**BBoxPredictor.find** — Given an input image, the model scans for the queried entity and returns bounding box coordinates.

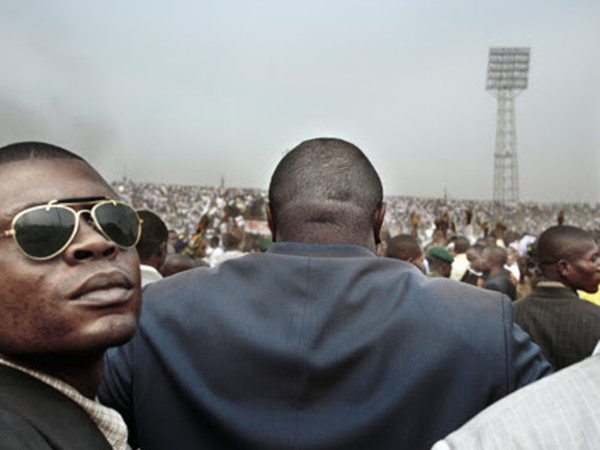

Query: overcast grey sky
[1,0,598,202]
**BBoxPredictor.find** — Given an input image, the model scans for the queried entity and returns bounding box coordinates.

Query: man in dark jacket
[0,142,142,449]
[481,245,517,300]
[514,225,600,370]
[100,138,551,450]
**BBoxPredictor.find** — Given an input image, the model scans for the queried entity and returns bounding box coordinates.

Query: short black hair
[469,244,486,254]
[386,234,422,261]
[0,141,85,165]
[536,225,595,266]
[268,138,383,241]
[136,210,169,260]
[483,245,508,267]
[453,236,470,254]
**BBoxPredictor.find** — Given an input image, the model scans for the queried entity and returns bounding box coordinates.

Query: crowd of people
[1,139,600,450]
[112,179,599,259]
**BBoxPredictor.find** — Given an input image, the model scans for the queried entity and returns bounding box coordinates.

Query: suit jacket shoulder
[101,244,550,450]
[0,365,112,450]
[482,270,516,300]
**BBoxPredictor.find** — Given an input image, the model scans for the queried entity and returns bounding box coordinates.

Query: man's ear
[373,202,386,245]
[266,203,277,242]
[557,259,570,278]
[154,243,168,269]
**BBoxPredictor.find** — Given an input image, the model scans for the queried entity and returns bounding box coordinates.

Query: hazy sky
[1,1,598,202]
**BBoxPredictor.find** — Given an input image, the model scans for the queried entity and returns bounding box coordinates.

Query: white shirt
[140,264,163,287]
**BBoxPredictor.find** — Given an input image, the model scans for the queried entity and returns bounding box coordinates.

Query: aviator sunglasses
[1,196,142,260]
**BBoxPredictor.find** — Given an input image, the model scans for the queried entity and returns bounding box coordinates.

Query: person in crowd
[161,253,198,277]
[136,210,169,287]
[461,244,485,286]
[112,180,598,255]
[578,234,600,306]
[513,225,600,371]
[0,141,142,449]
[428,229,448,249]
[426,245,454,278]
[489,223,507,247]
[385,233,426,272]
[183,214,210,258]
[100,137,550,450]
[211,232,245,266]
[504,246,521,286]
[171,231,188,254]
[431,348,600,450]
[204,235,224,267]
[480,245,517,300]
[449,236,470,281]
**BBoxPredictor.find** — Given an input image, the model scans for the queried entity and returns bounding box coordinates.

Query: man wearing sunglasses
[0,141,142,449]
[100,138,551,450]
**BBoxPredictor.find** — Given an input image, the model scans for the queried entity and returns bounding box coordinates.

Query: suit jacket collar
[531,283,579,300]
[0,364,112,449]
[267,241,376,258]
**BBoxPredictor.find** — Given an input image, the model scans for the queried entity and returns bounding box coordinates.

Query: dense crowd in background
[113,179,600,248]
[112,179,600,305]
[2,141,598,449]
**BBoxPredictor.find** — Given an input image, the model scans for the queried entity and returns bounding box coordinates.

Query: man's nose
[63,215,118,262]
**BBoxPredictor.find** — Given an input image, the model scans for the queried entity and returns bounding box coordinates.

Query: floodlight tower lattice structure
[486,47,530,203]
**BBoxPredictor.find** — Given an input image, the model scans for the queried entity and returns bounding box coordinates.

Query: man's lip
[69,271,134,302]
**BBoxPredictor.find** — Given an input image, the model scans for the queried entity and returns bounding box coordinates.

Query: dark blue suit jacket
[100,242,551,450]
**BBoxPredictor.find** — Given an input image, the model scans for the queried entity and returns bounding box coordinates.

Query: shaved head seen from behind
[386,234,425,272]
[268,138,385,253]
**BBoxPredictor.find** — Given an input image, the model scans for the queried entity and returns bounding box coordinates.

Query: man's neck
[487,266,504,277]
[537,278,572,291]
[276,234,377,254]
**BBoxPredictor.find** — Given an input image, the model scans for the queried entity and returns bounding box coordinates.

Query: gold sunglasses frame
[1,197,142,261]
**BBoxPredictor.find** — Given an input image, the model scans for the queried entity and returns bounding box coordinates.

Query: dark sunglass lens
[14,207,76,258]
[94,203,139,247]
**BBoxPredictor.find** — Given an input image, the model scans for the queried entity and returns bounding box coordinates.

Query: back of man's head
[268,138,384,251]
[136,210,169,268]
[453,236,470,254]
[161,254,196,277]
[483,245,508,269]
[386,234,422,261]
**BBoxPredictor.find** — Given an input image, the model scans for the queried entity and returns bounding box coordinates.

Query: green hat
[258,237,272,252]
[426,246,454,263]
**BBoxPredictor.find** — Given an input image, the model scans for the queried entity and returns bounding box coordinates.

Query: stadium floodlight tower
[486,47,530,204]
